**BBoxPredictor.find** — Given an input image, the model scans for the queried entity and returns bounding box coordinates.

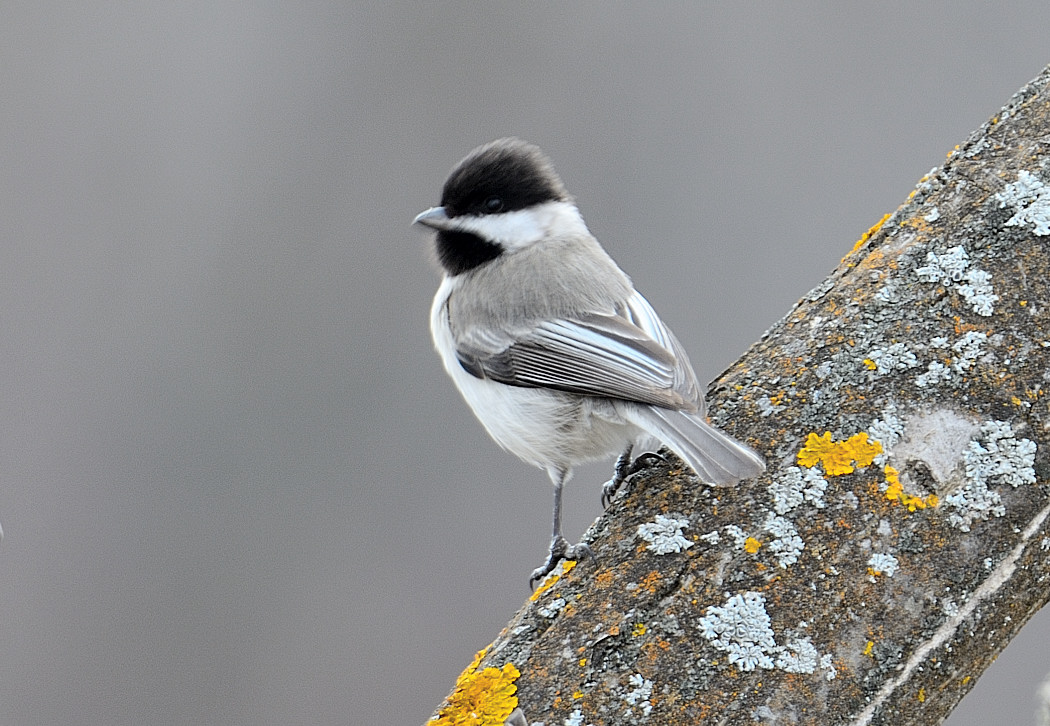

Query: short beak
[413,206,452,230]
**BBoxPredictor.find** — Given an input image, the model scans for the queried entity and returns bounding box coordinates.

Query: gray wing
[454,291,705,412]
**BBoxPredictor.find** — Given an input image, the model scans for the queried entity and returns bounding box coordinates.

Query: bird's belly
[463,377,635,466]
[431,281,637,471]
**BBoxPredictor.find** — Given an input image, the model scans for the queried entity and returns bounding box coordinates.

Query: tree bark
[429,64,1050,726]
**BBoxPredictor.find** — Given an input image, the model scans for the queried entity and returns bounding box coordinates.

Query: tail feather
[625,405,766,485]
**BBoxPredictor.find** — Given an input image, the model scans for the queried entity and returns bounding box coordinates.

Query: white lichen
[801,467,830,508]
[965,137,990,158]
[969,420,1037,487]
[776,637,820,674]
[698,530,721,545]
[867,552,900,578]
[637,514,693,555]
[874,281,900,304]
[623,673,653,717]
[865,342,919,375]
[769,471,805,514]
[952,331,988,372]
[699,592,833,677]
[564,709,589,726]
[763,513,805,568]
[915,245,971,284]
[995,169,1050,236]
[820,653,837,681]
[538,597,567,619]
[945,481,1004,531]
[724,524,749,549]
[914,245,998,316]
[957,268,998,316]
[944,420,1038,531]
[699,592,779,671]
[868,405,904,463]
[768,466,827,515]
[915,361,953,388]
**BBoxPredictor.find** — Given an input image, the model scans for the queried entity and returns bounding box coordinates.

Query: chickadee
[415,138,765,585]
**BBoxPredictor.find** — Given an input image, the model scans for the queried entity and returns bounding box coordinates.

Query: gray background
[2,3,1049,724]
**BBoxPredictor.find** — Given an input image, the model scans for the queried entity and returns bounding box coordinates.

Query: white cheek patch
[453,201,589,252]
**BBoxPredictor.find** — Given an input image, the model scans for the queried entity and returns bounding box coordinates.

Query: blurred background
[3,3,1049,724]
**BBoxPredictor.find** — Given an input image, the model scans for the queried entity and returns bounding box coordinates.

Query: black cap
[440,138,570,218]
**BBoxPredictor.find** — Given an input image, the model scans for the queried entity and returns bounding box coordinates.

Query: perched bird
[415,138,765,585]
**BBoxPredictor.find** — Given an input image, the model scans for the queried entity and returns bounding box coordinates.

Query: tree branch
[429,63,1050,726]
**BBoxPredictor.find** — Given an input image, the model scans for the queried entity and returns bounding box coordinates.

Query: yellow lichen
[636,570,662,595]
[797,432,842,471]
[863,640,874,657]
[744,537,762,554]
[847,212,892,257]
[918,687,926,703]
[797,432,882,476]
[632,623,647,637]
[884,466,938,511]
[529,560,576,601]
[433,649,520,726]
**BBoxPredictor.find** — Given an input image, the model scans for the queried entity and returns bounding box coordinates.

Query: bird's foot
[529,535,595,590]
[601,450,666,508]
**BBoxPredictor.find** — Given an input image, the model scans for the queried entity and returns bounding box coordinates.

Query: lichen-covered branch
[428,64,1050,726]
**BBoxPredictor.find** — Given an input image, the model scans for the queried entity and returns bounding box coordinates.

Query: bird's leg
[601,445,667,507]
[530,468,595,589]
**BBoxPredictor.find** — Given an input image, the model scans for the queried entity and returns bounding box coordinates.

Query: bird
[414,137,765,586]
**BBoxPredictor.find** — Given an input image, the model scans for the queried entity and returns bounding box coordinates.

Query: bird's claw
[601,450,666,508]
[600,478,620,509]
[529,535,596,590]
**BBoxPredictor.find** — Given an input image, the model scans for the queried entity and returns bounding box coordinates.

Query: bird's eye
[484,196,504,213]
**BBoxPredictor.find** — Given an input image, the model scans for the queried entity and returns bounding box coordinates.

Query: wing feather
[454,291,704,411]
